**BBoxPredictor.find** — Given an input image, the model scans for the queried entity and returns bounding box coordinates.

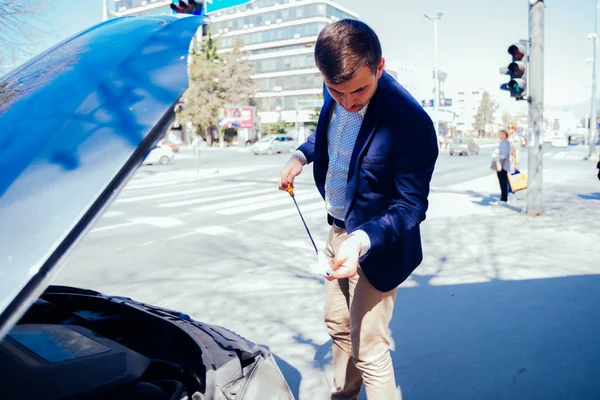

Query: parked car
[157,140,180,153]
[143,145,175,165]
[551,136,569,148]
[568,134,584,145]
[0,15,293,400]
[252,134,296,155]
[166,142,180,153]
[449,138,480,156]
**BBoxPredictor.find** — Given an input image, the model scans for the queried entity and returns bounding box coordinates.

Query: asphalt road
[51,141,587,399]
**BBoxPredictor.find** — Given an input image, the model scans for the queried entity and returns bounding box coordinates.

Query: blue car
[0,15,293,400]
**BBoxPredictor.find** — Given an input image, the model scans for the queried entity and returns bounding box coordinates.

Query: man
[278,20,438,399]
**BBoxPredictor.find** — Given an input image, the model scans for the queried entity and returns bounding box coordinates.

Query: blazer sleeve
[297,130,317,164]
[355,113,439,253]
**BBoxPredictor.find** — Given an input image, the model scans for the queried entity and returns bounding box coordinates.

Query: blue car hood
[0,15,204,340]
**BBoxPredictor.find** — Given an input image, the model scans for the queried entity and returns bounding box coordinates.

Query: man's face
[324,59,385,113]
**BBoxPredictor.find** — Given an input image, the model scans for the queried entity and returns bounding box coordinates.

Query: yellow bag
[509,171,528,191]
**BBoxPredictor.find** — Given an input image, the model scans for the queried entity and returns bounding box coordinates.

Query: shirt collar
[335,102,369,118]
[357,102,369,118]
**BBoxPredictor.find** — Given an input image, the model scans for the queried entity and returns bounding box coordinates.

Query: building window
[210,3,339,34]
[255,73,322,92]
[220,22,328,48]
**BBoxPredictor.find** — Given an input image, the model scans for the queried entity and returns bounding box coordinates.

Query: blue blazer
[298,71,439,292]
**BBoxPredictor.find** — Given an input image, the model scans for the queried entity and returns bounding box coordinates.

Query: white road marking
[190,191,313,213]
[160,187,277,208]
[124,181,180,191]
[217,192,322,216]
[91,222,137,233]
[246,201,325,221]
[196,226,235,235]
[116,182,255,203]
[102,211,126,218]
[133,217,184,228]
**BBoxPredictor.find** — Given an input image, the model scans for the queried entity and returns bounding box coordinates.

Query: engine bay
[0,287,218,400]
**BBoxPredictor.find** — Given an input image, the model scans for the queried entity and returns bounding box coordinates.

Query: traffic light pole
[588,0,599,158]
[527,0,544,216]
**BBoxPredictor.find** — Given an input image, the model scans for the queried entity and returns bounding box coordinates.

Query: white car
[551,137,568,148]
[252,134,296,155]
[143,145,174,165]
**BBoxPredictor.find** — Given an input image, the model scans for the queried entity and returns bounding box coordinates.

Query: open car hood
[0,15,204,340]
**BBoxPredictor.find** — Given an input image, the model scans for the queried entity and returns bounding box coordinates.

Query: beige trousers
[324,225,399,400]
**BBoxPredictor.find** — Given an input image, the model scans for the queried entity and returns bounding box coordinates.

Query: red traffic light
[508,43,526,61]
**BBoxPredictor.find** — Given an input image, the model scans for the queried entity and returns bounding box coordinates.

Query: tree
[199,30,219,62]
[473,91,499,137]
[178,48,223,146]
[177,33,256,147]
[272,119,290,135]
[0,1,52,66]
[219,38,256,107]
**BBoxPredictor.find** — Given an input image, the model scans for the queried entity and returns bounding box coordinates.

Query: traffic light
[170,0,204,15]
[500,42,527,100]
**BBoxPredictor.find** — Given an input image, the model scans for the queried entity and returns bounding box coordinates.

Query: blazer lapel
[314,94,334,166]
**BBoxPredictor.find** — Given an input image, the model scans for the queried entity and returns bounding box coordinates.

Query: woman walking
[495,129,511,203]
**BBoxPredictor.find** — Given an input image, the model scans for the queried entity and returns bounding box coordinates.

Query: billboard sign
[218,106,254,129]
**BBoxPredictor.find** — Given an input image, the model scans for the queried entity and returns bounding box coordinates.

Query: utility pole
[527,0,544,216]
[424,13,443,136]
[102,0,109,21]
[588,0,600,158]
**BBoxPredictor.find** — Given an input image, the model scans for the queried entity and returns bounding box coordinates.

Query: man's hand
[328,235,362,280]
[279,155,304,191]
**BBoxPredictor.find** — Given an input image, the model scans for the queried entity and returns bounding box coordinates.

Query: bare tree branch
[0,0,52,66]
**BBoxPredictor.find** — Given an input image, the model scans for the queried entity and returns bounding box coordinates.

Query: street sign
[421,98,452,107]
[205,0,251,13]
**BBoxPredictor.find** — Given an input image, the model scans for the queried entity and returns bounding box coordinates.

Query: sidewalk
[391,158,600,399]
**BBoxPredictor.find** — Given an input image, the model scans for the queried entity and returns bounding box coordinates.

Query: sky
[11,0,599,116]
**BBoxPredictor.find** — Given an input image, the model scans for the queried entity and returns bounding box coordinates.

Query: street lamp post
[424,12,443,136]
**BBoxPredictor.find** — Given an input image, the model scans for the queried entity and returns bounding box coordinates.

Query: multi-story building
[104,0,359,140]
[104,0,172,19]
[452,87,487,136]
[209,0,358,138]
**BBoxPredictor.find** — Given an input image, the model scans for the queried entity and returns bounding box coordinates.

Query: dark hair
[314,19,382,84]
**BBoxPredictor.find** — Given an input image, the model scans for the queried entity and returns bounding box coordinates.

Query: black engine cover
[0,324,150,400]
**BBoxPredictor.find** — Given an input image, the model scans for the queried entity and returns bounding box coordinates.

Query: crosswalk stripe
[116,182,256,204]
[247,201,325,221]
[191,191,315,213]
[160,187,278,208]
[119,178,226,199]
[103,211,126,218]
[124,180,180,191]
